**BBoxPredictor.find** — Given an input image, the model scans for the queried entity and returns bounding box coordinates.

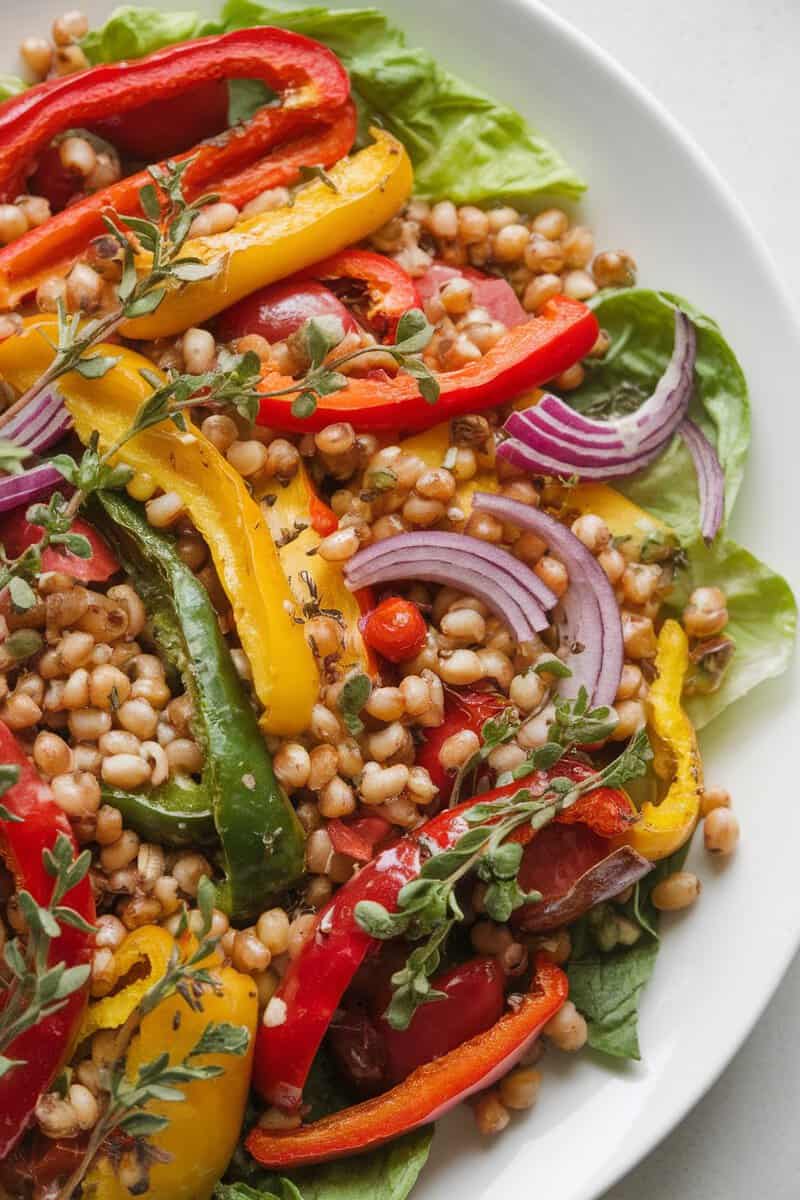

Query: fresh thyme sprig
[0,157,220,433]
[355,728,652,1030]
[56,877,250,1200]
[274,308,439,420]
[0,830,95,1080]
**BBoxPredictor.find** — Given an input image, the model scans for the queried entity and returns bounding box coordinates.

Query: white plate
[6,2,799,1197]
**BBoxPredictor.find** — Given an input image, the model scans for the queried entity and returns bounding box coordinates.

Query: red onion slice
[499,309,696,480]
[346,547,548,641]
[346,530,558,610]
[345,532,560,642]
[471,493,623,706]
[2,383,72,456]
[0,463,65,514]
[679,418,724,542]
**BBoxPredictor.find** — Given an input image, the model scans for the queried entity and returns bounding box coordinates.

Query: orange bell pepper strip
[246,955,567,1168]
[121,129,413,340]
[619,619,703,860]
[256,296,599,433]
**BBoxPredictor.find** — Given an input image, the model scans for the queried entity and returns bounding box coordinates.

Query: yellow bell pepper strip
[79,926,173,1042]
[121,128,413,340]
[81,927,257,1200]
[254,463,374,676]
[0,319,318,736]
[620,619,703,860]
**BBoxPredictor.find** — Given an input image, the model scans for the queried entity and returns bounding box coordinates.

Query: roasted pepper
[247,956,567,1168]
[81,927,257,1200]
[256,295,599,433]
[0,106,357,312]
[254,464,373,675]
[0,722,95,1158]
[89,491,305,916]
[255,760,633,1111]
[0,27,356,309]
[122,129,413,340]
[620,619,703,860]
[293,247,420,339]
[0,319,319,736]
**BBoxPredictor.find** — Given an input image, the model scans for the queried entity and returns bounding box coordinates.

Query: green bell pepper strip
[90,491,305,918]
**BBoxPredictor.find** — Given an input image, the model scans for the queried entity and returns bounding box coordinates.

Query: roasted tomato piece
[362,596,427,664]
[216,279,359,345]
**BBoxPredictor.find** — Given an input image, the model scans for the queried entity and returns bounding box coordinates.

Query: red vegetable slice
[361,596,428,663]
[247,956,567,1167]
[0,509,119,582]
[416,689,507,807]
[515,844,652,932]
[416,263,527,329]
[216,279,358,345]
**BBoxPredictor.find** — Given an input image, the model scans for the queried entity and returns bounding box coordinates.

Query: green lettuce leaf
[0,75,26,101]
[567,844,691,1059]
[80,1,584,204]
[81,6,214,61]
[216,1129,432,1200]
[563,287,795,727]
[575,288,750,539]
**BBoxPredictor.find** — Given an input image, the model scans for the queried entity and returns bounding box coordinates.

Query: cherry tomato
[0,510,119,583]
[416,263,527,330]
[216,279,359,345]
[362,596,428,663]
[416,689,508,807]
[91,79,229,161]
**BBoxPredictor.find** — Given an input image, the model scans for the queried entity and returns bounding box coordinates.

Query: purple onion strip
[679,418,725,542]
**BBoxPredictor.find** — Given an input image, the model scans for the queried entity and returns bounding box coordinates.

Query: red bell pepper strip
[296,248,419,340]
[0,103,356,312]
[253,758,631,1110]
[416,262,527,329]
[416,688,507,807]
[0,722,95,1158]
[256,295,599,433]
[0,508,118,582]
[90,78,230,162]
[248,954,567,1167]
[0,28,349,201]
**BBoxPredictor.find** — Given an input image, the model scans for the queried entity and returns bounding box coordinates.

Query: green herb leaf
[188,1021,250,1059]
[291,392,318,420]
[73,353,121,380]
[0,439,32,476]
[8,576,37,613]
[117,1111,171,1137]
[393,309,434,355]
[338,672,372,735]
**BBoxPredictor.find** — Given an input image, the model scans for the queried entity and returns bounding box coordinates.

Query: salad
[0,4,795,1199]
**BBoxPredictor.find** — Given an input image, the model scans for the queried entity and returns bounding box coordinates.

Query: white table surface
[537,1,800,1196]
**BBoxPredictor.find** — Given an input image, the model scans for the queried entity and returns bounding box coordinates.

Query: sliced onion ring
[679,418,724,542]
[344,532,558,642]
[0,463,65,514]
[1,383,71,456]
[498,308,696,480]
[471,493,623,706]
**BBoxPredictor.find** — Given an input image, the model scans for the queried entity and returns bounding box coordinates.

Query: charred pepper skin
[90,492,305,920]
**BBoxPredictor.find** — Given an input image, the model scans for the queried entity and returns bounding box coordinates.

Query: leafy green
[78,1,584,205]
[81,6,213,61]
[564,287,795,728]
[567,843,692,1059]
[664,534,797,728]
[217,1130,432,1200]
[0,75,26,101]
[575,289,750,538]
